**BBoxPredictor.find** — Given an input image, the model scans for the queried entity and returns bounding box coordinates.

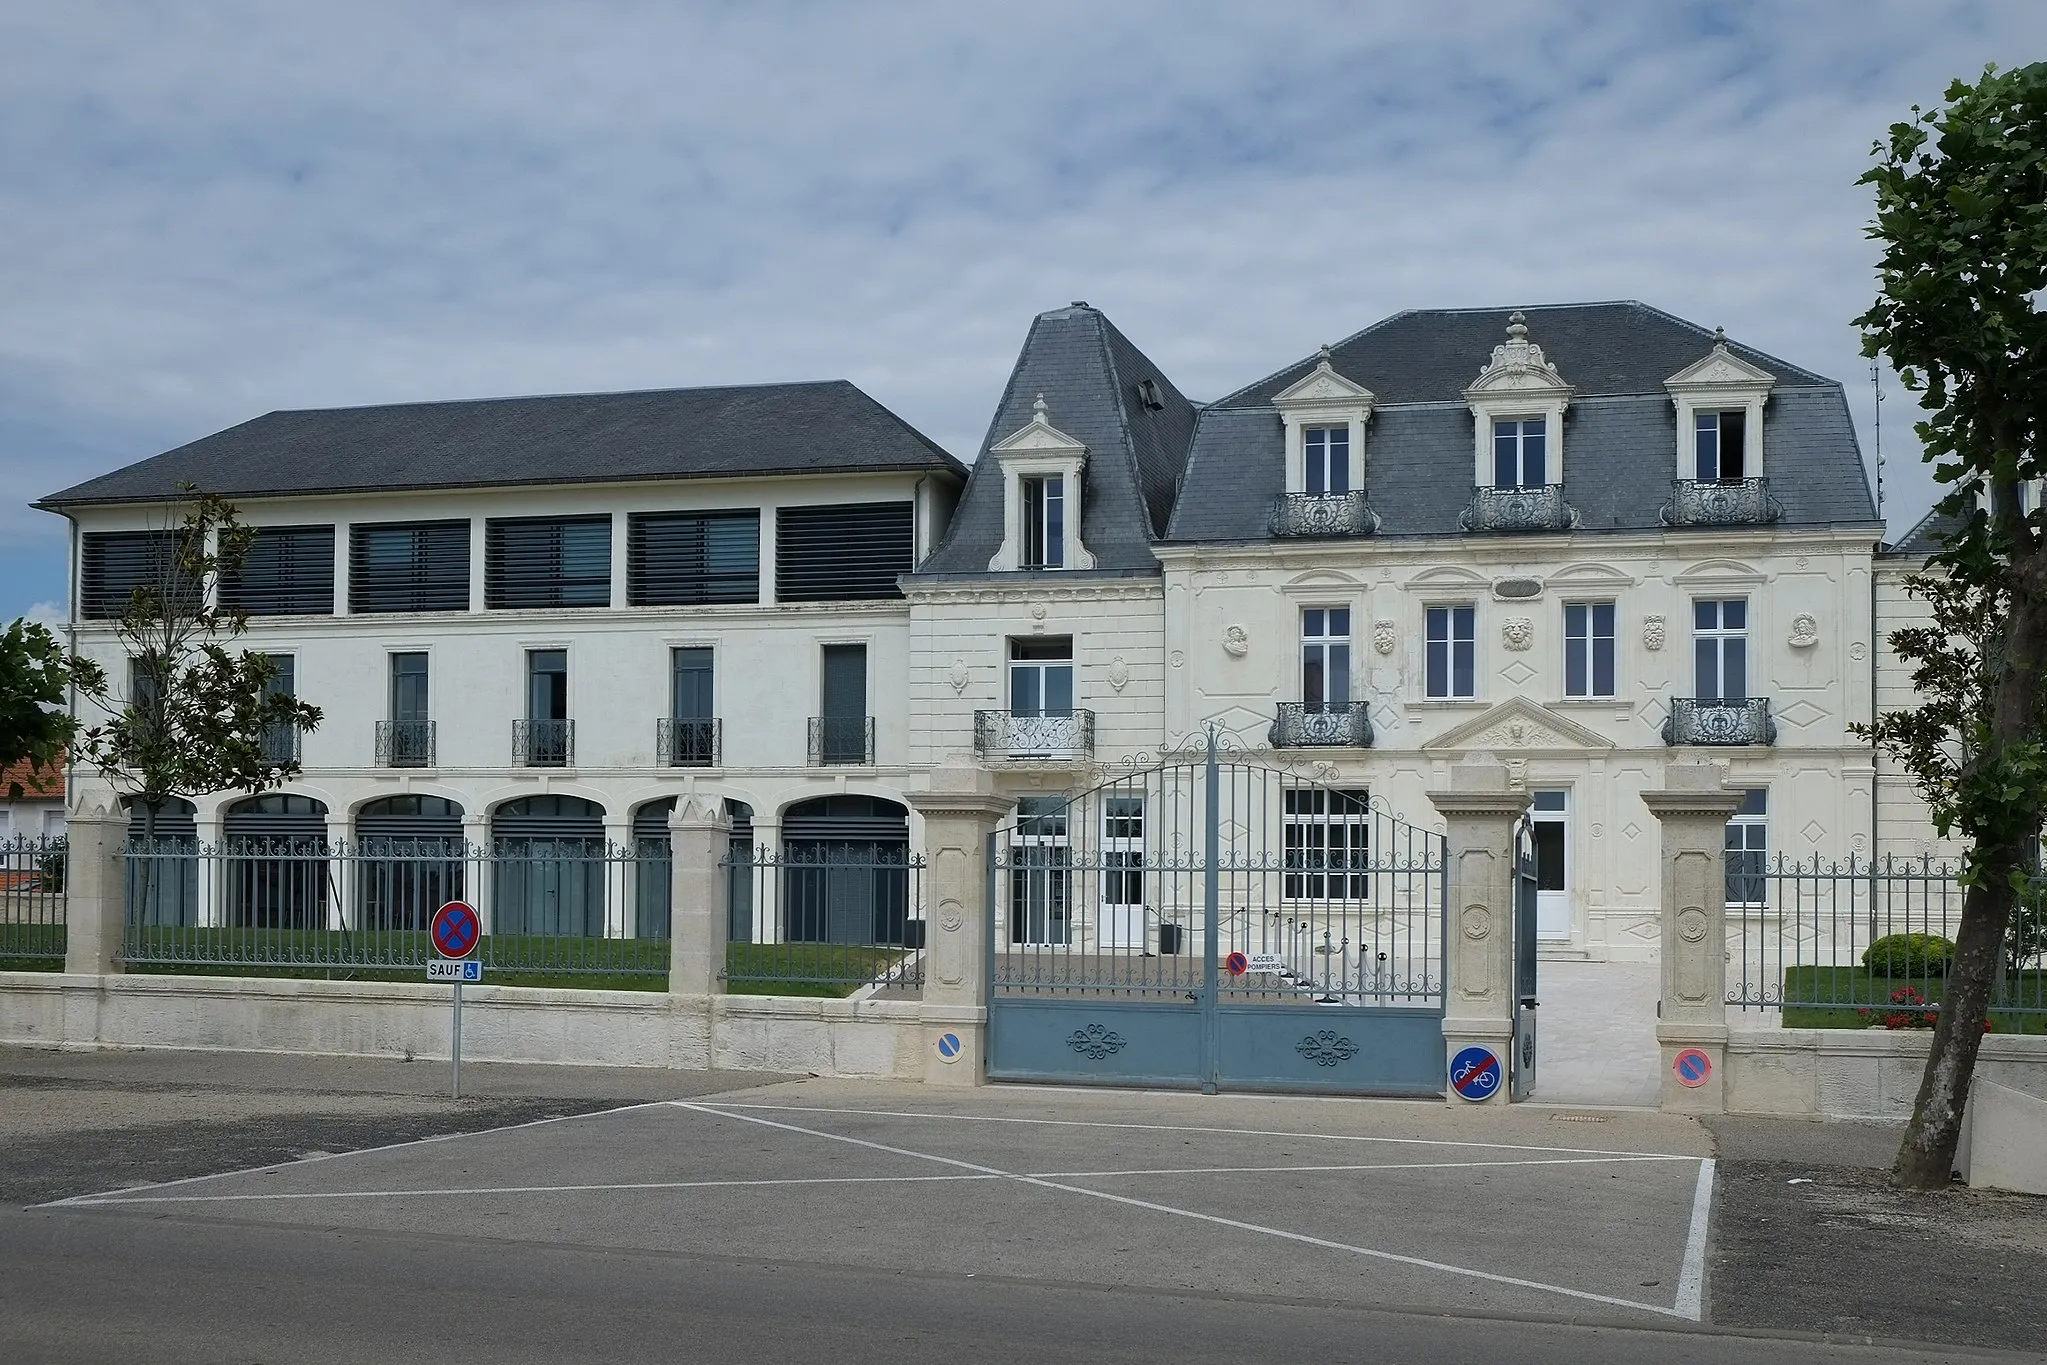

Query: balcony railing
[1661,477,1782,526]
[657,717,722,767]
[375,719,436,768]
[259,723,301,766]
[808,716,875,767]
[1460,483,1577,532]
[514,718,575,767]
[1269,491,1380,538]
[1268,701,1373,749]
[1662,697,1776,747]
[973,709,1096,762]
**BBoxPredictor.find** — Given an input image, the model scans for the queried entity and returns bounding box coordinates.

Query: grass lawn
[0,923,66,971]
[1780,966,2047,1035]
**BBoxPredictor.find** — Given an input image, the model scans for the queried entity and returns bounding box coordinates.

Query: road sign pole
[452,980,462,1100]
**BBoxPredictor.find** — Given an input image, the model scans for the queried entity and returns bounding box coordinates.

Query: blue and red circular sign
[1224,951,1249,976]
[1450,1046,1501,1101]
[1673,1047,1713,1089]
[431,900,480,959]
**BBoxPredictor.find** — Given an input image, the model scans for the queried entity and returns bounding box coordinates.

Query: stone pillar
[668,796,731,996]
[1427,757,1529,1107]
[63,806,128,976]
[1641,762,1743,1113]
[904,760,1013,1088]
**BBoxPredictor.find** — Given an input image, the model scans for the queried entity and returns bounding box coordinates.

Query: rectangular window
[79,531,192,620]
[1304,427,1350,496]
[1009,795,1071,945]
[1284,787,1371,900]
[260,654,297,764]
[1492,417,1548,488]
[1695,411,1747,482]
[527,650,567,721]
[349,520,470,613]
[1725,788,1768,905]
[776,502,915,602]
[1694,598,1749,702]
[627,510,759,606]
[1022,476,1066,569]
[1564,602,1617,698]
[486,516,611,610]
[671,647,714,719]
[1425,605,1477,699]
[1008,637,1075,717]
[817,643,869,764]
[390,653,429,722]
[220,526,335,616]
[1102,795,1144,910]
[1301,608,1351,711]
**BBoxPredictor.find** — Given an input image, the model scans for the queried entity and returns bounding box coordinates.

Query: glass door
[1531,789,1570,941]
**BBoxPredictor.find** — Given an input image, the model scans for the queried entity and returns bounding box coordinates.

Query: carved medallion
[1788,613,1819,650]
[1643,614,1667,651]
[947,659,969,694]
[1222,624,1249,657]
[1373,620,1396,655]
[1461,906,1492,941]
[1676,907,1708,944]
[1501,617,1533,651]
[1108,655,1130,692]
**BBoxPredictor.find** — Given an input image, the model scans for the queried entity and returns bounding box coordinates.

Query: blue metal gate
[1511,815,1540,1101]
[986,734,1447,1095]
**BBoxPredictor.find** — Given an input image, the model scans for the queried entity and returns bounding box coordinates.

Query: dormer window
[1694,410,1746,482]
[1492,417,1548,489]
[1304,427,1351,495]
[1022,475,1065,568]
[1661,330,1779,526]
[1460,313,1577,532]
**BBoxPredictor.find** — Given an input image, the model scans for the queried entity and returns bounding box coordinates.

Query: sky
[4,2,2045,625]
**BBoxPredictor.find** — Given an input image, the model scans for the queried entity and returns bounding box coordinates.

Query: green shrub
[1862,932,1954,976]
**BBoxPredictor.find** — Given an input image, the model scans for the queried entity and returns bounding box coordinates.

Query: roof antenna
[1871,355,1885,519]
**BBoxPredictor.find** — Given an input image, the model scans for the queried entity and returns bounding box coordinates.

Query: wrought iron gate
[1511,815,1540,1101]
[986,735,1447,1095]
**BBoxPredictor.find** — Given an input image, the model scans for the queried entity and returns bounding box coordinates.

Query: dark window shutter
[628,511,759,605]
[79,531,189,620]
[486,516,611,609]
[220,526,335,616]
[775,502,913,603]
[349,520,470,613]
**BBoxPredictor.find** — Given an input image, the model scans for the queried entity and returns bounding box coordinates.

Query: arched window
[122,796,197,927]
[222,793,329,930]
[355,796,466,932]
[491,796,606,937]
[778,796,911,946]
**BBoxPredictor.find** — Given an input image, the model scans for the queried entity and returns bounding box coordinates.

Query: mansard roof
[917,302,1200,575]
[40,380,964,508]
[1886,505,1964,559]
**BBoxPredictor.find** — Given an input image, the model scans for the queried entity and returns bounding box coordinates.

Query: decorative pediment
[1465,312,1574,401]
[1420,696,1616,755]
[1664,332,1776,396]
[1405,564,1489,592]
[1274,347,1377,414]
[1546,561,1637,590]
[990,394,1088,460]
[1672,557,1765,587]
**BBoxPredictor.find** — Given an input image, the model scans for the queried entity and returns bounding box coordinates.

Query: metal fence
[1,835,66,968]
[723,845,925,994]
[1728,853,2047,1019]
[121,838,668,981]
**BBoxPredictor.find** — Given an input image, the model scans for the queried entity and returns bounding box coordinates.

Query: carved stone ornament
[938,904,965,933]
[1222,624,1250,657]
[1170,650,1185,669]
[1461,906,1492,941]
[1788,613,1820,650]
[1108,655,1130,692]
[1643,614,1667,651]
[1849,641,1867,661]
[1502,617,1533,651]
[947,659,969,694]
[1676,907,1709,944]
[1373,619,1396,655]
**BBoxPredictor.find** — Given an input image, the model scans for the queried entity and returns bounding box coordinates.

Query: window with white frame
[1725,788,1768,905]
[1284,787,1371,900]
[1695,411,1747,482]
[1304,427,1351,495]
[1021,475,1065,569]
[1010,795,1071,945]
[1102,795,1144,910]
[1564,602,1617,698]
[1009,638,1074,718]
[1694,599,1749,702]
[1301,608,1351,712]
[1492,417,1548,488]
[1425,604,1477,699]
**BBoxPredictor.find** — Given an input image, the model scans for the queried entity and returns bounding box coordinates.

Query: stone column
[62,806,128,976]
[904,760,1013,1088]
[668,796,731,997]
[1427,757,1529,1107]
[1641,762,1743,1113]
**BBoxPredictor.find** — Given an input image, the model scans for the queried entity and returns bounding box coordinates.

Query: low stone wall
[0,971,979,1082]
[1726,1025,2047,1118]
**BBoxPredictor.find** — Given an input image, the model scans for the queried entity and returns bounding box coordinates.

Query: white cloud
[2,0,2044,616]
[21,601,65,631]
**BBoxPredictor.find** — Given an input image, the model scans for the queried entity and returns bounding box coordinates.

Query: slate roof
[1886,506,1964,559]
[39,380,965,508]
[1168,302,1878,543]
[917,303,1199,576]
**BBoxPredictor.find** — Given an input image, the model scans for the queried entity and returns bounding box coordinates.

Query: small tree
[1855,62,2047,1188]
[72,489,323,838]
[0,618,101,799]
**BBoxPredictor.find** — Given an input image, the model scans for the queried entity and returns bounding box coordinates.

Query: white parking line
[1674,1158,1716,1321]
[677,1101,1693,1321]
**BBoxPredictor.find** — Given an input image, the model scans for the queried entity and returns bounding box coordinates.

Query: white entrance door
[1531,789,1570,941]
[1099,795,1145,948]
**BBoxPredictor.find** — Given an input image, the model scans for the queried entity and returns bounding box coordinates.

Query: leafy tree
[72,489,323,838]
[1855,61,2047,1188]
[0,618,100,800]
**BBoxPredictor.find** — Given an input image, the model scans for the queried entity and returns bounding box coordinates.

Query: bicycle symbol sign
[431,901,480,960]
[1449,1046,1501,1101]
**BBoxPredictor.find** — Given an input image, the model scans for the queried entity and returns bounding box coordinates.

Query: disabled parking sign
[1449,1046,1501,1101]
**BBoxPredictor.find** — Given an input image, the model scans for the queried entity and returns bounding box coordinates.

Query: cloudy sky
[4,2,2044,624]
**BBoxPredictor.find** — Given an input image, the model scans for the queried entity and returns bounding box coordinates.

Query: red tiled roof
[1,757,65,800]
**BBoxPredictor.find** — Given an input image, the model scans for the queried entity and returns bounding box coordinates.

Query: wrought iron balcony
[657,717,721,767]
[1661,477,1782,526]
[259,723,301,766]
[375,719,436,768]
[1269,491,1380,538]
[1662,697,1777,747]
[974,709,1096,762]
[1460,483,1577,532]
[808,716,875,767]
[1268,701,1373,749]
[514,718,575,767]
